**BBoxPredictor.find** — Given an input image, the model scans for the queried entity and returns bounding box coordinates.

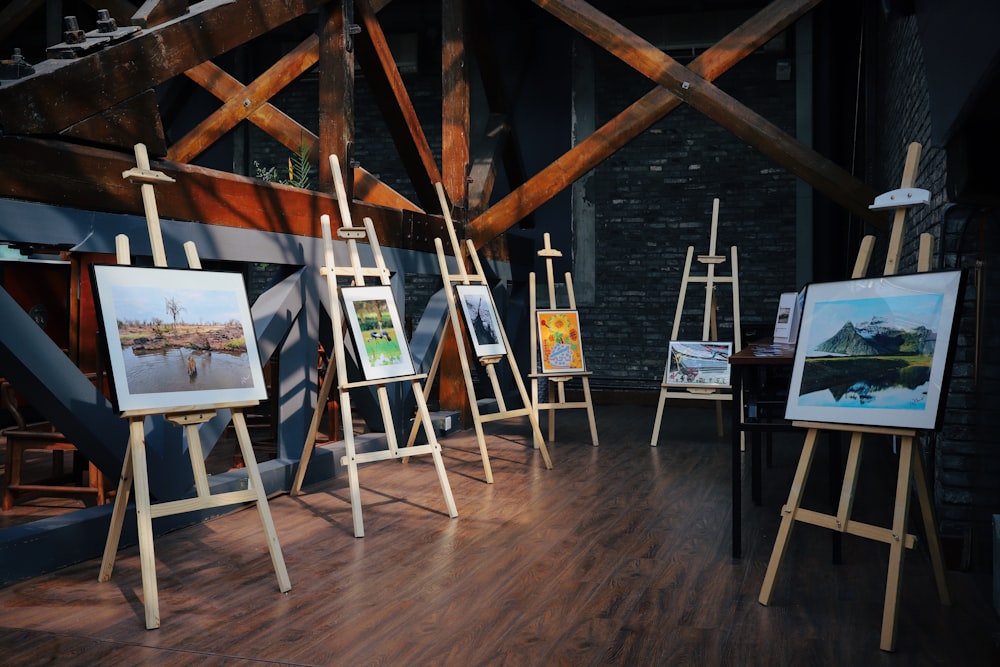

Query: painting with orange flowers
[536,309,586,374]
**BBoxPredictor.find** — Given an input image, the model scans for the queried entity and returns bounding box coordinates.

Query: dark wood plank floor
[0,403,997,666]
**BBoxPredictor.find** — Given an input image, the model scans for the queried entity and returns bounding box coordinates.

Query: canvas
[341,285,415,381]
[666,341,732,387]
[536,309,586,373]
[91,264,268,414]
[784,270,962,430]
[455,284,507,358]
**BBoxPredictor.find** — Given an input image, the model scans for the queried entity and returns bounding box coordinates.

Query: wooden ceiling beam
[535,0,883,224]
[467,0,883,247]
[0,136,447,252]
[0,0,326,136]
[354,0,443,212]
[184,56,318,163]
[441,0,470,220]
[168,35,319,163]
[316,2,353,194]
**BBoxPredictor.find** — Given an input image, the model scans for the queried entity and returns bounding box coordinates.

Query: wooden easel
[289,154,457,538]
[99,143,291,630]
[650,198,741,445]
[528,233,599,447]
[406,183,553,484]
[758,142,950,652]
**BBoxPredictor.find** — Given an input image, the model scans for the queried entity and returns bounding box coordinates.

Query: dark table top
[730,339,796,366]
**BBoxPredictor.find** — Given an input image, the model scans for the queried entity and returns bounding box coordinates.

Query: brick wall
[581,48,798,391]
[878,14,1000,568]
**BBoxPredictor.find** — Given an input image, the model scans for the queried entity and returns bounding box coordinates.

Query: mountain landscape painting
[785,271,961,429]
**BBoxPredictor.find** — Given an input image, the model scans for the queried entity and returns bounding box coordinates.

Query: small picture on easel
[342,285,415,381]
[536,309,586,373]
[90,265,268,414]
[455,284,507,358]
[666,341,732,388]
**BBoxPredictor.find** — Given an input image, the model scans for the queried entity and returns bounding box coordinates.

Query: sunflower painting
[536,309,585,373]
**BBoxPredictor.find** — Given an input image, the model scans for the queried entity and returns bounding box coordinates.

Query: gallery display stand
[406,183,552,484]
[650,198,741,445]
[758,142,949,652]
[99,143,290,630]
[528,233,598,448]
[290,154,457,538]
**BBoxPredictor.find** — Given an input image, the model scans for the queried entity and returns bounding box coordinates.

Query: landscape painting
[341,285,415,381]
[666,341,732,388]
[536,309,586,373]
[91,265,267,414]
[455,284,507,358]
[785,270,962,430]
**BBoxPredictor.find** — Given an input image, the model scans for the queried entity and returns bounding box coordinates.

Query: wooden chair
[1,381,108,510]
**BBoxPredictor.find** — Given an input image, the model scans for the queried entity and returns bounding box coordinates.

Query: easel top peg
[338,227,368,240]
[121,167,176,185]
[538,232,562,258]
[869,187,930,211]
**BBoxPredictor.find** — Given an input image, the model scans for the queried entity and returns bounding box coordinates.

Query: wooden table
[729,340,842,560]
[729,340,797,558]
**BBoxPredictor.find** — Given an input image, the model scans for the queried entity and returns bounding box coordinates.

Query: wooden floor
[0,403,997,666]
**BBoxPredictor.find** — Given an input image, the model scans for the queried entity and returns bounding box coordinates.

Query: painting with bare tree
[91,265,267,413]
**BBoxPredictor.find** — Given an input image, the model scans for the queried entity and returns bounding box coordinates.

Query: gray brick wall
[878,14,1000,568]
[582,49,798,391]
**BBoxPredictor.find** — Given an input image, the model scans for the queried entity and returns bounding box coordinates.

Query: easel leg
[412,381,458,517]
[912,444,950,605]
[548,380,558,444]
[472,415,495,485]
[232,411,291,592]
[99,437,136,583]
[292,355,337,495]
[127,423,161,629]
[340,391,366,537]
[759,427,819,605]
[650,387,668,446]
[881,436,916,651]
[581,377,599,447]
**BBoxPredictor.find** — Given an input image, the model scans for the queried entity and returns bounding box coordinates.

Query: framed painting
[341,285,415,381]
[666,341,732,387]
[455,284,507,358]
[90,264,268,414]
[536,309,586,373]
[784,270,962,430]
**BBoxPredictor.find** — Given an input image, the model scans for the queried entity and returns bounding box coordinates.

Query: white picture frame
[341,285,415,381]
[784,270,962,430]
[665,341,732,388]
[91,264,268,414]
[455,284,507,358]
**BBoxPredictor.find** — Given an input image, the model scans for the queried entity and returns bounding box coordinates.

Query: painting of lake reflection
[92,264,268,414]
[785,271,962,430]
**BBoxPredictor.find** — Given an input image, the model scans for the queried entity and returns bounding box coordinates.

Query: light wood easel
[406,183,553,484]
[99,143,290,629]
[650,198,741,445]
[758,142,949,652]
[289,155,457,537]
[528,233,598,447]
